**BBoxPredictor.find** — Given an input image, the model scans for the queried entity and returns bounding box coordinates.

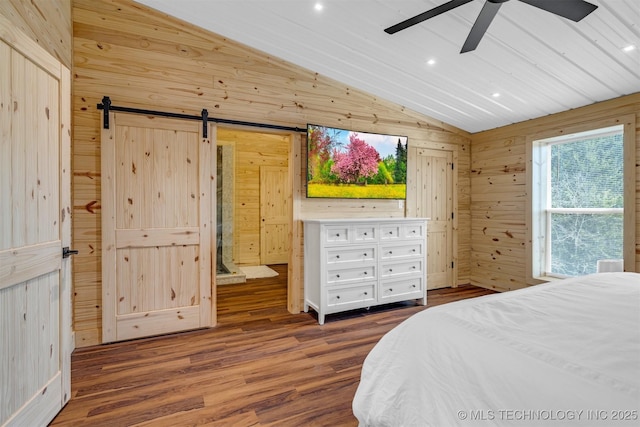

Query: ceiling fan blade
[385,0,475,34]
[460,1,502,53]
[518,0,598,22]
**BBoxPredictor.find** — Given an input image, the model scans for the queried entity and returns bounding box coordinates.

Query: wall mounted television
[306,124,408,199]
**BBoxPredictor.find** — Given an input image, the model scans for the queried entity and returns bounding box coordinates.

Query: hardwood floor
[51,265,496,426]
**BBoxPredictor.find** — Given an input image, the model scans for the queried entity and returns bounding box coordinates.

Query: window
[532,125,624,278]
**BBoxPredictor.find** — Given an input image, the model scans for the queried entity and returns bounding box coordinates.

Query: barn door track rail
[97,96,305,138]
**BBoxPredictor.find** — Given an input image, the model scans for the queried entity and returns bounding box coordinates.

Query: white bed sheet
[353,273,640,426]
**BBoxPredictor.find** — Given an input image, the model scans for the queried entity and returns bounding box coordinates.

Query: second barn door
[101,113,214,342]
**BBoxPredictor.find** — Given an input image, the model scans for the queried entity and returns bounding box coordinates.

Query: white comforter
[353,273,640,426]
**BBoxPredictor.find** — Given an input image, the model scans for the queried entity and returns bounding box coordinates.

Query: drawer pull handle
[336,255,340,259]
[336,274,340,278]
[389,269,393,272]
[412,266,416,269]
[364,271,368,275]
[389,231,393,235]
[363,253,368,256]
[412,230,416,234]
[389,251,393,255]
[336,295,340,299]
[412,249,416,252]
[364,232,368,236]
[412,284,416,288]
[336,233,340,237]
[364,292,368,296]
[389,288,393,292]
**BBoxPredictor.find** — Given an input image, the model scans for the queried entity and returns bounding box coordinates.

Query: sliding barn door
[260,165,290,264]
[0,15,72,426]
[102,113,214,342]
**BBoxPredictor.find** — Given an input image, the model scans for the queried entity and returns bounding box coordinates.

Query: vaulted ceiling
[136,0,639,133]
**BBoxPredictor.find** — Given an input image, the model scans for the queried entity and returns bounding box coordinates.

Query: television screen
[306,124,407,199]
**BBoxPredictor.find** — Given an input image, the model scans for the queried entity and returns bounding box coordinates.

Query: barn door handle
[62,247,79,258]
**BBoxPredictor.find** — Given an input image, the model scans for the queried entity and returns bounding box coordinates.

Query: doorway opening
[214,128,292,286]
[216,143,245,284]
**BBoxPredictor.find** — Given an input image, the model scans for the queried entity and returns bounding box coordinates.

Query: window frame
[526,115,636,284]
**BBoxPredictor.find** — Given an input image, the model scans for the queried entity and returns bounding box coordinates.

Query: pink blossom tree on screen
[331,133,381,184]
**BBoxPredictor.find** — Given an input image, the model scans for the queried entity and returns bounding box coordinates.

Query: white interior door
[0,14,72,426]
[101,113,215,342]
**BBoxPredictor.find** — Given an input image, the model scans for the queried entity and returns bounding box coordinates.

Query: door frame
[406,141,459,288]
[212,125,302,313]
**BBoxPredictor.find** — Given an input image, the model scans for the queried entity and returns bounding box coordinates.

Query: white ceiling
[136,0,639,133]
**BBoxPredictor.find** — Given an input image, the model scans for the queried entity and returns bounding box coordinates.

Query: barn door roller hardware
[97,96,305,137]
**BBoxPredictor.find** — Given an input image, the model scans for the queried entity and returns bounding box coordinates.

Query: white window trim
[526,115,636,285]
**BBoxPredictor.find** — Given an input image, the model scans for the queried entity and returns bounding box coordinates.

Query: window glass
[533,127,623,277]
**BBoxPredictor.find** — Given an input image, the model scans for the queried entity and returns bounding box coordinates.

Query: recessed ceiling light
[314,2,323,12]
[427,59,436,66]
[492,92,501,98]
[622,44,636,52]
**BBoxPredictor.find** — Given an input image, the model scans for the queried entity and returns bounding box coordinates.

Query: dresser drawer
[327,246,376,264]
[379,223,402,240]
[324,226,350,244]
[327,283,376,307]
[380,259,422,277]
[379,277,423,301]
[402,222,426,239]
[327,265,376,284]
[380,242,423,260]
[354,225,377,242]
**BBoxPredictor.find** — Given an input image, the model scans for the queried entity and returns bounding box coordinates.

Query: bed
[353,272,640,426]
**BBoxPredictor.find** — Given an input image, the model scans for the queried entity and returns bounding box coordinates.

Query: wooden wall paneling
[471,94,640,291]
[288,133,303,313]
[623,114,637,272]
[470,133,529,292]
[0,0,72,69]
[71,0,471,346]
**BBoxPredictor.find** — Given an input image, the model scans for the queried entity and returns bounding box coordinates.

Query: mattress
[353,273,640,426]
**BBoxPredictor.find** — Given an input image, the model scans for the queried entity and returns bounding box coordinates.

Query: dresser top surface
[303,217,429,224]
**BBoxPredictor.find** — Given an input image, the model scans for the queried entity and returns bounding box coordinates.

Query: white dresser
[303,218,427,325]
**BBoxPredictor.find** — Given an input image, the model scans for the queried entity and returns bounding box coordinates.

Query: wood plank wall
[0,0,72,69]
[7,0,636,347]
[71,0,471,347]
[470,93,640,292]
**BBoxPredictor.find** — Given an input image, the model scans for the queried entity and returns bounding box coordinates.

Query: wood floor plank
[51,264,496,426]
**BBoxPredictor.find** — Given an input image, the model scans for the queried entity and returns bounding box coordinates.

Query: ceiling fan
[384,0,598,53]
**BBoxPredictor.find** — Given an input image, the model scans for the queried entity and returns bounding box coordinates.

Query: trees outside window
[532,125,623,277]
